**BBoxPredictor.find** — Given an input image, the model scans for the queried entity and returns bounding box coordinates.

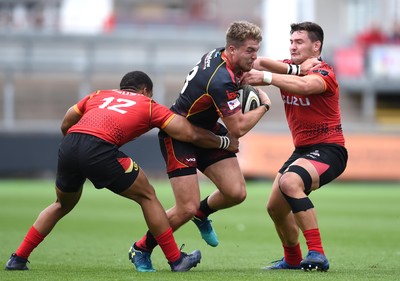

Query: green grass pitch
[1,178,399,281]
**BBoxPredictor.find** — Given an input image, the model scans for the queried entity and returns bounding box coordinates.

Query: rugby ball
[237,85,261,113]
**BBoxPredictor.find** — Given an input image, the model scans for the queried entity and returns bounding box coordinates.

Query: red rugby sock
[155,227,181,263]
[135,231,158,252]
[303,228,325,255]
[283,243,302,266]
[15,226,45,259]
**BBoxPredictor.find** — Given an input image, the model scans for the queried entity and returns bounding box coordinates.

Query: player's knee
[279,172,297,189]
[52,201,74,216]
[278,182,314,213]
[176,202,199,221]
[227,186,247,204]
[138,183,157,201]
[279,165,312,194]
[266,204,275,219]
[278,166,315,213]
[266,201,274,217]
[235,188,247,203]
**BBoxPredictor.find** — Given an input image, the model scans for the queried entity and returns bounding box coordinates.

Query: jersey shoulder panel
[309,62,338,94]
[149,99,175,129]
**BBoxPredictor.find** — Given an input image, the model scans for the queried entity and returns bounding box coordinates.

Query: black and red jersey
[171,47,242,131]
[68,89,175,146]
[281,59,345,147]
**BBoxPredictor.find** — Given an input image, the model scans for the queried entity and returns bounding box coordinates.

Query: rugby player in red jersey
[5,70,238,272]
[129,21,272,272]
[242,22,348,272]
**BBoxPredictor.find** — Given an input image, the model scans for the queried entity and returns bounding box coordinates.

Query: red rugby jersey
[281,60,345,147]
[68,89,175,146]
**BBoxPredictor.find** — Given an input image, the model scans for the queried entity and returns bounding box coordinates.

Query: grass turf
[0,179,399,281]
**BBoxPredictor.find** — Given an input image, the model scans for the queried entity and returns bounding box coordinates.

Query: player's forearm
[229,106,268,138]
[269,73,321,95]
[254,57,288,74]
[242,70,320,96]
[171,124,236,152]
[190,128,222,148]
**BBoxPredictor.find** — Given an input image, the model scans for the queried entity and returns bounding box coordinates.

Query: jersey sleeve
[308,65,338,96]
[150,100,176,129]
[75,91,99,114]
[73,104,83,115]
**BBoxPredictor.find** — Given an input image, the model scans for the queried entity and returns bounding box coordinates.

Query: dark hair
[226,20,262,47]
[290,22,324,52]
[120,70,153,92]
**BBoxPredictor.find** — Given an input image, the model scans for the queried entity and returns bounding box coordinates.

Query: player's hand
[300,57,322,75]
[241,69,266,86]
[256,87,271,109]
[226,132,239,153]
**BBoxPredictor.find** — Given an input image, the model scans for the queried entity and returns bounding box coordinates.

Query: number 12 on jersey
[99,97,136,114]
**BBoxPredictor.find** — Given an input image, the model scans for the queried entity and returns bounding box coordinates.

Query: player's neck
[222,50,238,74]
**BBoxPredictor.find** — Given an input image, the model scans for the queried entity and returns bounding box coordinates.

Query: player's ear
[142,87,153,98]
[227,44,236,54]
[313,41,321,53]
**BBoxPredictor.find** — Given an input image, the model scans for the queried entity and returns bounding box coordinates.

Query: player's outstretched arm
[242,68,325,95]
[254,57,322,75]
[253,57,288,73]
[163,115,239,152]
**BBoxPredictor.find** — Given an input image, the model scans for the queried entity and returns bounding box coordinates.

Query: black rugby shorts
[158,129,236,179]
[56,133,139,193]
[279,143,348,187]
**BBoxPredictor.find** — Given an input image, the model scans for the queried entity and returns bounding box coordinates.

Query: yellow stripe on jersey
[73,104,83,116]
[161,114,176,129]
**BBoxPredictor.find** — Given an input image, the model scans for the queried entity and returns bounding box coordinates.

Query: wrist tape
[263,71,272,84]
[287,64,301,75]
[218,136,230,150]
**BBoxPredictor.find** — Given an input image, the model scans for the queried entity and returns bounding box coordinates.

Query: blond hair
[226,21,262,47]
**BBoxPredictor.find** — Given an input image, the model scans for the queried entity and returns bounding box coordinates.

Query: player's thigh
[119,169,155,203]
[55,186,83,210]
[203,157,245,196]
[170,174,201,209]
[288,158,320,190]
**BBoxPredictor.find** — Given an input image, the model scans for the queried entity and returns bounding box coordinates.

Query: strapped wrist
[218,136,230,150]
[263,71,272,84]
[286,64,301,75]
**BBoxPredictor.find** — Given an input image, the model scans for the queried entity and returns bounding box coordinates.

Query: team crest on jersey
[226,90,237,101]
[227,98,240,110]
[313,69,329,76]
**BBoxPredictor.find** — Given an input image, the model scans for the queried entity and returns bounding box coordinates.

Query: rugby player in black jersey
[129,21,272,272]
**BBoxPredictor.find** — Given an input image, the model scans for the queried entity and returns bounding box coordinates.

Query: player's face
[231,39,260,73]
[289,31,320,64]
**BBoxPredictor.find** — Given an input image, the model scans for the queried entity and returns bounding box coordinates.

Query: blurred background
[0,0,399,181]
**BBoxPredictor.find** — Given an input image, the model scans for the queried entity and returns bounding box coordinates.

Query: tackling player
[242,21,348,272]
[5,70,238,272]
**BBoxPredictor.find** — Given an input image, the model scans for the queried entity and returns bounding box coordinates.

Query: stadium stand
[1,0,399,180]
